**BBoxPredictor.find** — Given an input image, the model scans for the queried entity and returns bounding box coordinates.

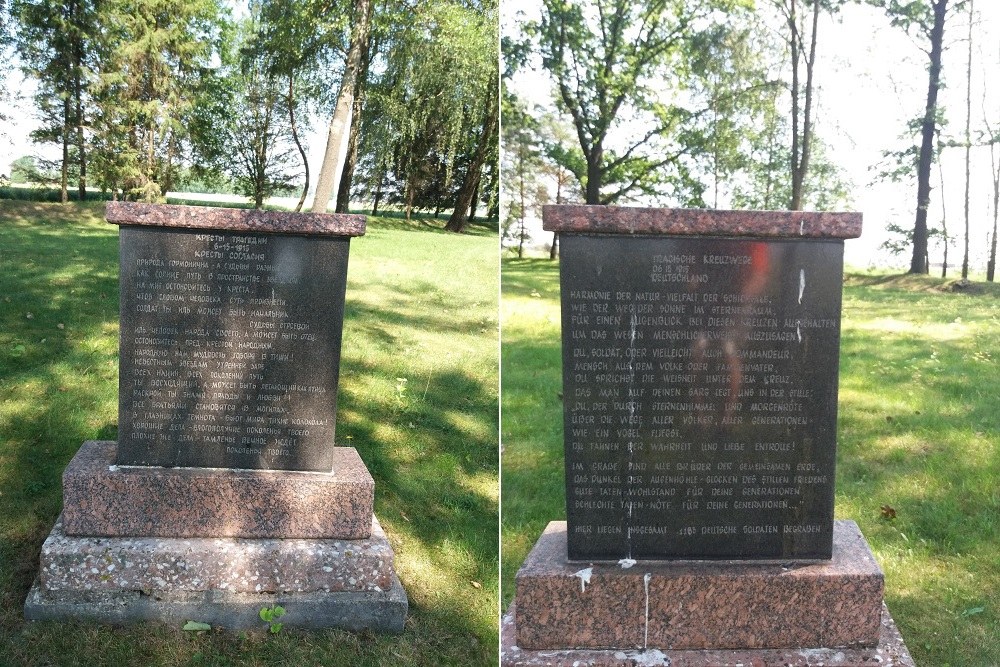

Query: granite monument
[501,206,916,667]
[25,202,407,631]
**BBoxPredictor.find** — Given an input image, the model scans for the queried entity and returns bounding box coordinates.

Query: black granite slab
[116,226,349,472]
[560,235,844,560]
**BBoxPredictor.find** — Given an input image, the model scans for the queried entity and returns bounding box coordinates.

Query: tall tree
[250,0,347,212]
[936,131,949,277]
[775,0,821,210]
[89,0,227,200]
[14,0,97,201]
[985,93,1000,282]
[870,0,966,273]
[334,12,372,214]
[960,0,973,280]
[446,67,498,232]
[989,136,999,281]
[356,0,498,225]
[221,16,299,208]
[685,18,784,208]
[536,110,584,258]
[501,95,543,257]
[531,0,752,206]
[312,0,371,213]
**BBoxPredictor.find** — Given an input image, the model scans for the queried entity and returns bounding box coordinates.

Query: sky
[502,1,1000,271]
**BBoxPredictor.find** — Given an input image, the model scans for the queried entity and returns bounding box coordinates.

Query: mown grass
[500,257,1000,667]
[0,200,499,667]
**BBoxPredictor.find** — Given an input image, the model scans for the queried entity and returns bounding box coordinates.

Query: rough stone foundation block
[515,520,884,651]
[39,514,395,594]
[501,602,916,667]
[62,441,373,539]
[25,573,407,633]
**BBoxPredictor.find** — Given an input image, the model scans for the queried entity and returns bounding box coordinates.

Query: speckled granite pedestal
[501,521,915,666]
[500,603,916,667]
[62,441,374,539]
[25,441,407,632]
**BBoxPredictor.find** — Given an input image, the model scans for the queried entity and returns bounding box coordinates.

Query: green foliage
[880,221,947,256]
[867,0,970,35]
[8,156,57,185]
[501,96,545,255]
[211,13,301,209]
[12,0,99,199]
[88,0,229,200]
[258,605,286,634]
[356,0,498,218]
[525,0,757,205]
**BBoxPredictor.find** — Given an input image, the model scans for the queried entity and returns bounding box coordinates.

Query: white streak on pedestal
[643,573,652,648]
[573,568,593,593]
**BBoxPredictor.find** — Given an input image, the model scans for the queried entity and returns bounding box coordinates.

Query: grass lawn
[0,200,499,667]
[500,257,1000,666]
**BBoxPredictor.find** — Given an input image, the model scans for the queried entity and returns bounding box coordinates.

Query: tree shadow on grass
[0,212,121,631]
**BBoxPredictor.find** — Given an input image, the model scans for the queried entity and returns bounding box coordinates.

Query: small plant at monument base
[259,604,286,634]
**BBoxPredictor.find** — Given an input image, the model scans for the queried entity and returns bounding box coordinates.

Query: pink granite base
[62,441,373,539]
[542,205,862,238]
[39,514,395,594]
[515,521,884,651]
[501,603,916,667]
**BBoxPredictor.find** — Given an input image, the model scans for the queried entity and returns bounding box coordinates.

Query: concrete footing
[26,574,407,632]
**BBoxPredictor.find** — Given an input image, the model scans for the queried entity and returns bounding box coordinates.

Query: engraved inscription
[561,236,844,560]
[118,227,350,472]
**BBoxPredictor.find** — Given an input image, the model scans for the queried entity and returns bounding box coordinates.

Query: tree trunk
[288,75,309,213]
[312,0,371,214]
[517,142,527,258]
[911,0,948,274]
[336,0,373,214]
[75,34,86,202]
[164,131,176,194]
[372,179,382,216]
[961,0,973,280]
[405,186,415,222]
[789,0,819,210]
[585,146,602,205]
[61,95,70,203]
[446,72,498,232]
[469,176,480,224]
[990,141,999,281]
[938,142,948,278]
[550,165,564,259]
